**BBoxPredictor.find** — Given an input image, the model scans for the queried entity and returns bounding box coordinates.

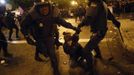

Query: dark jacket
[21,3,76,41]
[78,1,119,33]
[6,11,16,28]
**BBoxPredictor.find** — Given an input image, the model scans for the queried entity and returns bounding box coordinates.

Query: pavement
[119,19,134,52]
[0,18,134,75]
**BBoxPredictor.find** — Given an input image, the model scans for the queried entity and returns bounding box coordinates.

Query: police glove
[113,20,121,29]
[25,36,36,46]
[73,27,81,34]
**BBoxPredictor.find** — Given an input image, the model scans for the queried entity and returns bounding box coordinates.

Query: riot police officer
[21,2,79,75]
[77,0,120,74]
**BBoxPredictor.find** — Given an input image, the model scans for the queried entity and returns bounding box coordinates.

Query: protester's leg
[14,25,19,39]
[83,41,94,74]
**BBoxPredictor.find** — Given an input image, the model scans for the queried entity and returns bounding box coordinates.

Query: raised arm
[107,9,120,28]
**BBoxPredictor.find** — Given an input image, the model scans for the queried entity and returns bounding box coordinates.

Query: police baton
[117,28,124,43]
[117,27,129,56]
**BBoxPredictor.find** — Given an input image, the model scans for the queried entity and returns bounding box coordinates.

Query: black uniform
[77,0,120,74]
[0,5,12,58]
[21,2,78,75]
[6,11,19,41]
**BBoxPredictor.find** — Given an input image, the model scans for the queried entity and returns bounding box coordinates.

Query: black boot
[4,53,13,58]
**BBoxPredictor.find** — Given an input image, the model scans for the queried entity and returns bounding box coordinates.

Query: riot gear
[35,2,51,16]
[77,1,120,74]
[21,2,79,75]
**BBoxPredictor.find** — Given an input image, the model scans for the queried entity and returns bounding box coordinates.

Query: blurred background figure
[0,5,12,58]
[5,10,20,41]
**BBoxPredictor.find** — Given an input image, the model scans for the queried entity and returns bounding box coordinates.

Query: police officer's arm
[107,9,120,28]
[54,17,77,31]
[20,14,32,37]
[78,5,98,28]
[21,15,35,45]
[78,16,94,28]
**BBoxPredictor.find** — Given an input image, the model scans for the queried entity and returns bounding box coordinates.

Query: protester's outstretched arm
[107,9,121,28]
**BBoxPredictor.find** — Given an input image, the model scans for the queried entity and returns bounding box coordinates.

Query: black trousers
[0,31,8,56]
[36,37,60,75]
[83,30,107,72]
[8,24,19,40]
[53,25,61,46]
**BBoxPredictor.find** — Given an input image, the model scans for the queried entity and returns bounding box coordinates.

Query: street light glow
[71,1,78,6]
[0,0,6,4]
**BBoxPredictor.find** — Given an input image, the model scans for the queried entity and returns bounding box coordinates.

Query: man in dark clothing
[63,32,84,68]
[21,2,79,75]
[0,6,12,58]
[77,5,86,21]
[6,11,20,41]
[77,0,121,74]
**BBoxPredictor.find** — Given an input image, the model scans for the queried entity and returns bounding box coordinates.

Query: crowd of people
[111,0,134,16]
[0,0,121,75]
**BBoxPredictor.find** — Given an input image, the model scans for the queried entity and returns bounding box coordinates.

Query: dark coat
[21,3,76,41]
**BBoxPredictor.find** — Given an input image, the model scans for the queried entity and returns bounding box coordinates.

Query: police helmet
[35,2,52,16]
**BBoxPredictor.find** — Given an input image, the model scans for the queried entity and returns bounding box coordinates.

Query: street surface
[0,18,134,75]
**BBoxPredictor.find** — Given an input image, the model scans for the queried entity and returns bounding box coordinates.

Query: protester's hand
[25,36,36,46]
[113,20,121,29]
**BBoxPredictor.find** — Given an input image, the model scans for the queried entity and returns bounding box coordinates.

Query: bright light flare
[0,0,6,4]
[71,1,78,6]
